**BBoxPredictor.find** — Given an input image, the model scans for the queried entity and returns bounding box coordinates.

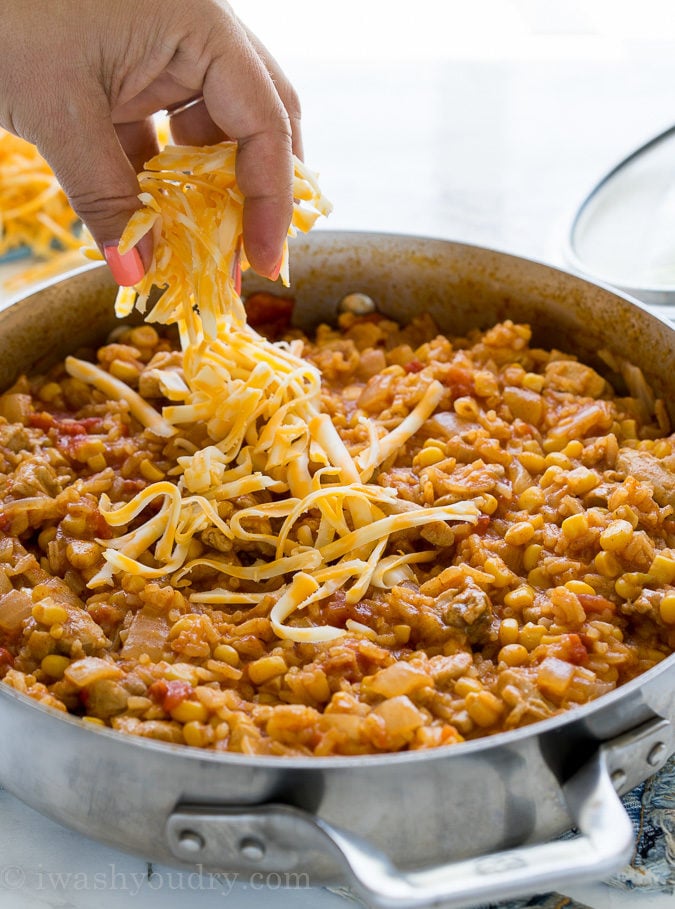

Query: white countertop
[1,4,674,907]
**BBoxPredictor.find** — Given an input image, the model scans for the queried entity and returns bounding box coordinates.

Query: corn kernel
[140,458,165,482]
[183,720,213,748]
[563,439,583,458]
[474,371,499,396]
[659,594,675,624]
[528,567,549,588]
[542,436,567,453]
[522,372,544,392]
[109,359,140,383]
[128,325,159,348]
[529,514,545,530]
[78,438,105,458]
[545,452,571,469]
[32,599,68,627]
[213,644,240,666]
[620,419,637,439]
[540,466,563,488]
[519,623,546,650]
[416,446,445,467]
[394,624,411,644]
[49,624,64,640]
[484,558,511,587]
[600,520,633,552]
[213,721,230,741]
[465,690,504,727]
[565,467,599,496]
[498,617,520,645]
[648,554,675,585]
[479,494,499,515]
[519,452,545,474]
[171,700,209,724]
[504,521,535,546]
[41,654,70,679]
[504,585,535,610]
[652,440,670,458]
[82,716,105,726]
[523,543,543,572]
[594,550,622,578]
[38,381,62,403]
[615,576,642,600]
[519,486,545,512]
[38,526,57,550]
[615,505,639,529]
[422,437,442,449]
[87,453,107,472]
[562,513,589,539]
[564,580,595,595]
[248,654,287,685]
[454,676,483,697]
[498,644,529,667]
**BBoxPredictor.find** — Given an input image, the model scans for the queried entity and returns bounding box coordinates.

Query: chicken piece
[438,580,495,644]
[615,448,675,509]
[544,360,606,397]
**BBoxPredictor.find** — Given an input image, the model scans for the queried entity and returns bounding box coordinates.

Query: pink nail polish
[103,243,145,286]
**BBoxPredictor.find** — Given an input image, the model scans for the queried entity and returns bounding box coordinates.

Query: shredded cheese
[87,140,479,641]
[0,129,80,260]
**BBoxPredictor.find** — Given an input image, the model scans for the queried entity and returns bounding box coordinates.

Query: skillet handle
[167,718,673,909]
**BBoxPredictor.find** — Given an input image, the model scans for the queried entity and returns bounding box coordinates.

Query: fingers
[37,93,146,285]
[168,97,226,147]
[115,118,160,175]
[237,22,304,161]
[201,21,295,278]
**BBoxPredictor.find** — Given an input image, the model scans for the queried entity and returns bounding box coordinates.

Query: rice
[0,305,673,756]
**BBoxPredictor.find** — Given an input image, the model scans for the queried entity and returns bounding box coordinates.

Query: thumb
[37,102,146,286]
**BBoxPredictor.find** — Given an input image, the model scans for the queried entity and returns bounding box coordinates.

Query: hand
[0,0,301,282]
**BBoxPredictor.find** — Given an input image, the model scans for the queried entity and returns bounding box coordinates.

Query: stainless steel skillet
[0,232,673,909]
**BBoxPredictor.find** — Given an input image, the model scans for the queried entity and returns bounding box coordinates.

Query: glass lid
[567,125,675,306]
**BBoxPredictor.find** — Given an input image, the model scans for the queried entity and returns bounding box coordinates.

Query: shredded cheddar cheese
[0,129,80,259]
[72,141,479,641]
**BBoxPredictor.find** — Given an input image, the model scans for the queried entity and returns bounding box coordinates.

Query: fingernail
[103,243,145,286]
[268,256,283,281]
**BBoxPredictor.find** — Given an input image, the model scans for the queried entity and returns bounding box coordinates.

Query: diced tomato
[405,360,424,374]
[244,293,294,339]
[30,412,105,436]
[0,647,14,669]
[86,509,112,540]
[148,679,194,712]
[577,593,615,614]
[122,479,147,495]
[321,589,348,627]
[439,365,474,400]
[79,417,105,433]
[29,412,57,431]
[475,515,491,535]
[559,633,588,665]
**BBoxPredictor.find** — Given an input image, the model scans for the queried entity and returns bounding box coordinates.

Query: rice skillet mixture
[1,303,674,756]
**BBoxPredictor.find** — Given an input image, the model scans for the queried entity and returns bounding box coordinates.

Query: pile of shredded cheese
[68,141,478,642]
[0,129,80,260]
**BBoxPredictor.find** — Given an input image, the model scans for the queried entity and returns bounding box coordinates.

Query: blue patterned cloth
[481,755,675,908]
[329,756,675,908]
